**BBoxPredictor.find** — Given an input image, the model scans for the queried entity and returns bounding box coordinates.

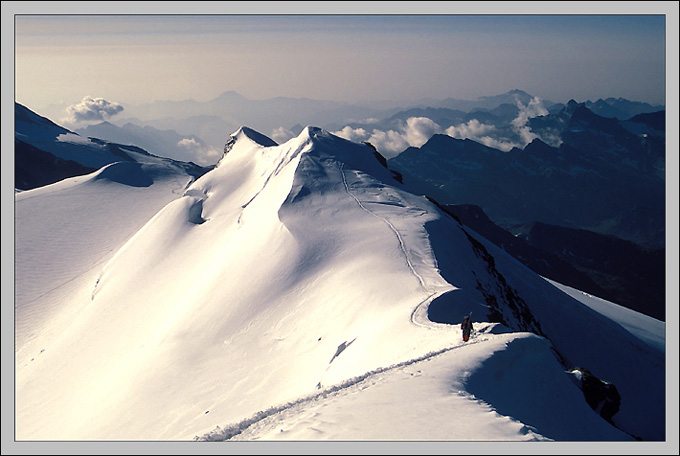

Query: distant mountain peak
[524,137,553,151]
[558,100,591,120]
[565,99,585,109]
[479,89,533,102]
[94,120,116,127]
[212,90,248,102]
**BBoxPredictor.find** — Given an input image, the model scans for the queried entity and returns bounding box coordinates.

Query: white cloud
[402,117,442,148]
[270,127,296,144]
[195,146,221,165]
[476,136,516,152]
[445,119,496,140]
[63,96,124,124]
[177,138,201,149]
[177,138,220,166]
[515,126,538,145]
[334,98,553,157]
[332,117,443,158]
[511,96,549,146]
[540,133,563,148]
[444,119,517,151]
[367,129,410,156]
[332,126,371,143]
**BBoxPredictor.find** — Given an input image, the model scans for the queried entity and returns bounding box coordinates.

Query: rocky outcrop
[568,367,622,424]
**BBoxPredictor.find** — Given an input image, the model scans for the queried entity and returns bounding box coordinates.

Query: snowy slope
[15,126,665,441]
[546,279,664,354]
[200,331,627,441]
[15,160,200,368]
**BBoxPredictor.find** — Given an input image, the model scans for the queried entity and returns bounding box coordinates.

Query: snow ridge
[196,327,497,441]
[339,162,428,292]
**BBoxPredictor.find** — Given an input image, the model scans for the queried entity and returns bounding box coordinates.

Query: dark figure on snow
[461,313,473,341]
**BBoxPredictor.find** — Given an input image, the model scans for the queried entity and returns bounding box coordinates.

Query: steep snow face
[547,279,664,353]
[15,126,664,441]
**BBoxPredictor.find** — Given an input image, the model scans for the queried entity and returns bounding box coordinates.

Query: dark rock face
[426,209,545,338]
[570,367,622,425]
[441,204,665,321]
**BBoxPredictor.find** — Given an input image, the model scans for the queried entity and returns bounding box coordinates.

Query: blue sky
[13,13,670,109]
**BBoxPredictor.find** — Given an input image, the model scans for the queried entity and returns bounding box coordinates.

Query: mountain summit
[15,126,664,441]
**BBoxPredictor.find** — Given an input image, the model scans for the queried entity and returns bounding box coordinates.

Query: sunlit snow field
[14,127,666,442]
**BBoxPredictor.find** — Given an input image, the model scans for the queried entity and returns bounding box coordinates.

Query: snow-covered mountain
[15,103,210,190]
[14,126,665,441]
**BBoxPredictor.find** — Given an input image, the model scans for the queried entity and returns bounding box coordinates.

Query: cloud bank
[442,97,552,152]
[332,117,444,158]
[443,119,516,151]
[276,98,555,159]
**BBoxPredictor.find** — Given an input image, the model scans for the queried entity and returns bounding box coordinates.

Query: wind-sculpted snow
[91,162,154,187]
[197,331,629,441]
[15,126,665,441]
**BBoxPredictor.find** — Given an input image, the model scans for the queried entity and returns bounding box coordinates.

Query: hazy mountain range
[388,100,665,249]
[33,89,664,164]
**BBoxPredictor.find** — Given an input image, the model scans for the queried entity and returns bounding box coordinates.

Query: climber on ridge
[461,313,473,342]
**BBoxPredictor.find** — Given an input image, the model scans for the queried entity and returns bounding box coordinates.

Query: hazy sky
[13,11,670,111]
